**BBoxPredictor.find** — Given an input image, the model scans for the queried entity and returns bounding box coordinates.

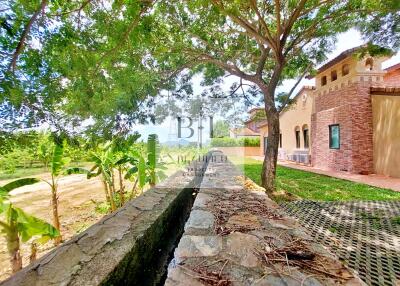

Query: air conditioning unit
[297,154,310,164]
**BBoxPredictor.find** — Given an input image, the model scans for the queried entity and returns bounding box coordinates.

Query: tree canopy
[1,0,399,191]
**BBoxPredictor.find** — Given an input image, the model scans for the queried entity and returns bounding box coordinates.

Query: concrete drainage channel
[0,154,212,286]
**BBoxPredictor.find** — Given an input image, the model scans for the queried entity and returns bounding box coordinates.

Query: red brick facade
[384,68,400,86]
[311,82,376,174]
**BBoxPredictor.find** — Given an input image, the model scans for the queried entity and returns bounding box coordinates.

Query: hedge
[210,137,260,147]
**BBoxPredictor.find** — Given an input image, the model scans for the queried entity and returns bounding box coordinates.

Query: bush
[210,137,260,147]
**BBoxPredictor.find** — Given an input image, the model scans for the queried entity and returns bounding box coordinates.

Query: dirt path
[0,162,181,282]
[0,173,108,281]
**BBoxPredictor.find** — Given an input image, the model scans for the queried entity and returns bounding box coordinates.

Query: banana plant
[67,143,119,212]
[124,148,147,199]
[0,179,59,273]
[42,141,70,245]
[89,146,118,211]
[125,135,167,197]
[147,134,168,186]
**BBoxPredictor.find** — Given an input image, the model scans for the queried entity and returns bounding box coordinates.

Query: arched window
[331,70,338,81]
[302,125,309,149]
[321,75,327,86]
[365,58,374,71]
[295,126,301,148]
[342,64,350,76]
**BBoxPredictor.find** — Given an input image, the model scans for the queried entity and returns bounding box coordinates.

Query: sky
[137,29,400,143]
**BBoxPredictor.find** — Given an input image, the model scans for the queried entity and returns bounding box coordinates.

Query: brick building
[310,48,400,177]
[245,47,400,178]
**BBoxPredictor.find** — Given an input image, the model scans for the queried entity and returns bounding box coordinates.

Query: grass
[0,161,91,181]
[238,157,400,202]
[0,166,49,181]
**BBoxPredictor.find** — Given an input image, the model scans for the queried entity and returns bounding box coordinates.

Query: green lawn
[0,166,49,181]
[0,161,91,182]
[239,158,400,201]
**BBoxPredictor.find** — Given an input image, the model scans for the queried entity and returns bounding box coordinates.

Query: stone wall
[0,157,211,286]
[166,151,363,285]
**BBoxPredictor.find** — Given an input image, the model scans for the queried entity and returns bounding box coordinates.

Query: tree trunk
[7,225,22,273]
[261,110,280,195]
[51,182,62,245]
[101,178,111,204]
[118,166,125,206]
[258,74,282,196]
[29,243,37,263]
[130,177,139,200]
[109,172,117,211]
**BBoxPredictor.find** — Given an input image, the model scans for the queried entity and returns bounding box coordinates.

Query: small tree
[0,178,59,272]
[42,142,70,245]
[213,120,230,138]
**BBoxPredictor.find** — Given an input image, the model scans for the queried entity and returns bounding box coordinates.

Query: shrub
[210,137,260,147]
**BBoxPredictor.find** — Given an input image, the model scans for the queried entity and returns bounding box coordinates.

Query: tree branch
[256,45,270,77]
[280,0,307,47]
[211,0,277,52]
[279,63,312,112]
[49,0,92,17]
[275,0,281,51]
[249,0,276,50]
[8,0,48,73]
[94,0,154,73]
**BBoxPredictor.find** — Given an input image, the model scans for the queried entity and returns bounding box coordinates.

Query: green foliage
[212,120,230,138]
[64,167,90,176]
[51,142,69,177]
[0,177,59,271]
[94,201,110,215]
[358,0,400,49]
[147,134,159,186]
[0,131,89,176]
[0,0,166,132]
[210,137,260,147]
[0,178,40,198]
[9,206,60,243]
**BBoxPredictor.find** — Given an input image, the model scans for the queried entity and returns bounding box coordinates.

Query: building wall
[259,125,269,156]
[371,95,400,178]
[312,80,378,174]
[384,69,400,85]
[315,56,386,92]
[279,90,313,160]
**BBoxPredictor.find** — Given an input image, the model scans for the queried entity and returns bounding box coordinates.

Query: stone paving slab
[280,200,400,286]
[165,151,364,286]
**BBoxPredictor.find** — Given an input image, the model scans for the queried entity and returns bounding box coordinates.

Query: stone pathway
[280,200,400,286]
[165,152,363,286]
[251,156,400,193]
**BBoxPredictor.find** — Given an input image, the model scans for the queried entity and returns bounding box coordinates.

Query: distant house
[244,46,400,178]
[230,108,267,155]
[230,108,266,139]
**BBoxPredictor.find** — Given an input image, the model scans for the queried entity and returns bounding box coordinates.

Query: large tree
[153,0,368,193]
[0,0,165,134]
